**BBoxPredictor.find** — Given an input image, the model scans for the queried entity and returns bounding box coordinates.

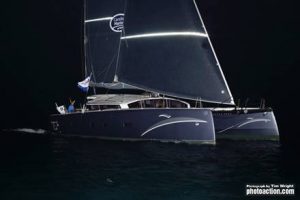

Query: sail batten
[121,32,208,40]
[85,17,113,23]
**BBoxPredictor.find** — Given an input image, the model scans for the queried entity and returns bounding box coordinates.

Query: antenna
[244,98,249,108]
[260,98,266,109]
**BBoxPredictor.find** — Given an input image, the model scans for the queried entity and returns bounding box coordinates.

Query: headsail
[84,0,125,83]
[116,0,234,104]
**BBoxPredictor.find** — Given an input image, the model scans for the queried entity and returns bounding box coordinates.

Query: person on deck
[68,99,76,113]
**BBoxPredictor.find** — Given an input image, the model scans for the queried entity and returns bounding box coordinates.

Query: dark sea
[0,130,298,200]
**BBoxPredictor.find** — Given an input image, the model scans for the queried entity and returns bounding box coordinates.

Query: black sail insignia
[116,0,234,104]
[84,0,125,83]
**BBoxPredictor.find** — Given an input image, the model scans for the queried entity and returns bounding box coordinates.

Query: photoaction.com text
[246,184,295,196]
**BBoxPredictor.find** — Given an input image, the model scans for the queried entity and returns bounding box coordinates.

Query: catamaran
[50,0,279,143]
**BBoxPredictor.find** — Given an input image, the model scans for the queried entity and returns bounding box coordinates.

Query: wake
[3,128,47,134]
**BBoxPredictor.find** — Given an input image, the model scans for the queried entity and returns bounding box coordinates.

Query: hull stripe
[141,119,207,137]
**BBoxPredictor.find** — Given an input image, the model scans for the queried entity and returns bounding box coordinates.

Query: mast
[83,0,88,78]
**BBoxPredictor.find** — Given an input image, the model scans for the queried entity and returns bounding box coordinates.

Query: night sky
[1,0,299,145]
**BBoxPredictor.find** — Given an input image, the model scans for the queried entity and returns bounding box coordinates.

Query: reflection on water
[0,131,298,200]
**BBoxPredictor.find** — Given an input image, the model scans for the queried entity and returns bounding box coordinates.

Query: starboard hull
[213,109,279,141]
[50,108,216,144]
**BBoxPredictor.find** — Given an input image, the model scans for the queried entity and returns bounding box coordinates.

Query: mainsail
[85,0,234,105]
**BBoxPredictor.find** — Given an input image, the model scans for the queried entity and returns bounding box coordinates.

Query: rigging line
[112,33,123,82]
[80,0,86,76]
[90,63,96,82]
[82,0,87,79]
[87,52,117,86]
[114,0,128,77]
[86,18,111,84]
[102,52,118,81]
[122,0,129,48]
[86,29,118,81]
[86,37,97,83]
[84,13,118,81]
[84,12,95,82]
[87,51,119,79]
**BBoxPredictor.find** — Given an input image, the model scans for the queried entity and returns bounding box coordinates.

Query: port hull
[50,108,216,144]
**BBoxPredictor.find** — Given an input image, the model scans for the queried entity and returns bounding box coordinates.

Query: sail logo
[110,13,124,32]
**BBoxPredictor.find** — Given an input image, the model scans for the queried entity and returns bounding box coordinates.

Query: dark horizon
[1,0,299,145]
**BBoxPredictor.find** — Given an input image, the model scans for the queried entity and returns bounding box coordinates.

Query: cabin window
[148,99,188,108]
[144,99,166,108]
[128,99,189,109]
[88,105,121,110]
[169,100,188,108]
[89,105,100,110]
[128,101,141,108]
[144,100,152,107]
[100,105,121,110]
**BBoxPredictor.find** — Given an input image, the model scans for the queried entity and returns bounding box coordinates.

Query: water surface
[0,130,297,199]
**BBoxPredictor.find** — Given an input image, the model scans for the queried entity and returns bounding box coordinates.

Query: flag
[55,103,66,114]
[78,76,90,92]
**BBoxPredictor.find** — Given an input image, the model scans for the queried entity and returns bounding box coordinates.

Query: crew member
[68,98,76,113]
